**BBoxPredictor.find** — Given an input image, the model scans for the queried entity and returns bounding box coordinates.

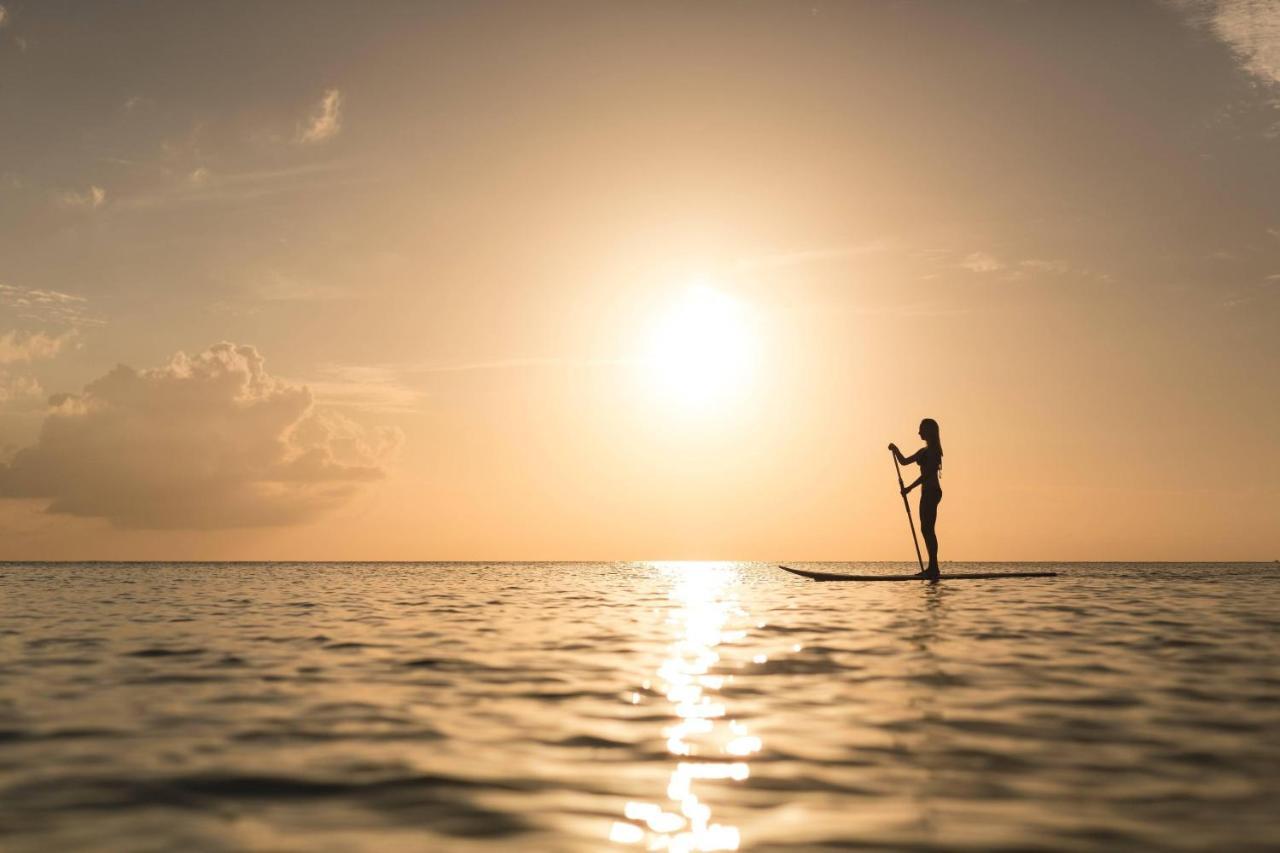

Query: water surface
[1,562,1277,851]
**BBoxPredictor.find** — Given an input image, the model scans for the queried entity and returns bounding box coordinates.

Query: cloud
[736,241,890,271]
[1176,0,1280,87]
[305,365,426,413]
[413,356,629,373]
[1014,258,1072,275]
[960,251,1005,273]
[0,6,7,29]
[0,330,75,365]
[252,270,348,303]
[951,252,1111,283]
[122,95,152,113]
[117,162,349,210]
[0,373,41,405]
[0,284,98,328]
[0,343,401,529]
[55,185,106,210]
[298,89,343,144]
[303,356,628,410]
[0,330,73,412]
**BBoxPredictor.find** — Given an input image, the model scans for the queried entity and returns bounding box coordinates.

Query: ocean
[1,562,1277,852]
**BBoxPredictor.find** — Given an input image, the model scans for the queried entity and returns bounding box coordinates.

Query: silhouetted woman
[889,418,943,577]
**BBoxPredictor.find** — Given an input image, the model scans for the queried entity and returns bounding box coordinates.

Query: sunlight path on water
[609,563,760,851]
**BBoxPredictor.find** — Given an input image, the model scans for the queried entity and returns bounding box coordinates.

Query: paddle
[892,451,925,572]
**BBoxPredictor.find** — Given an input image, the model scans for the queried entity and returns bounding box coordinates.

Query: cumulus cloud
[298,89,343,144]
[0,343,401,529]
[0,330,72,410]
[0,330,75,365]
[0,373,41,405]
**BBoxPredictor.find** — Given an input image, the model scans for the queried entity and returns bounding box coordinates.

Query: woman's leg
[919,492,940,571]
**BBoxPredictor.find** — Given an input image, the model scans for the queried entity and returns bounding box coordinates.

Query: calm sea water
[1,562,1277,852]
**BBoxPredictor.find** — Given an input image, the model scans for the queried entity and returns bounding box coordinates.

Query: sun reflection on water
[610,562,758,851]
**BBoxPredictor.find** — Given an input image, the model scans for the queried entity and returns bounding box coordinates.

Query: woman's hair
[920,418,942,471]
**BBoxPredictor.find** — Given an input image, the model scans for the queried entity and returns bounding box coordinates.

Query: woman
[889,418,943,577]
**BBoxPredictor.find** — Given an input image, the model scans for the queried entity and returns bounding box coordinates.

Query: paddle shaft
[892,452,925,571]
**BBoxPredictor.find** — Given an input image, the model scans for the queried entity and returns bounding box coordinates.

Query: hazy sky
[1,1,1277,560]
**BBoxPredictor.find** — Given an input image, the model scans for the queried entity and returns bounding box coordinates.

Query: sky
[0,0,1277,561]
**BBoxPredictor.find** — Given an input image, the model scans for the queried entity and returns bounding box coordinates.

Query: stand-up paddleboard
[779,565,1057,582]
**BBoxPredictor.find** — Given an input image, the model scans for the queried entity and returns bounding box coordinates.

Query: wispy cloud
[55,185,106,210]
[122,94,152,114]
[305,365,426,413]
[954,252,1111,283]
[1175,0,1280,87]
[412,356,631,373]
[251,270,349,303]
[0,284,98,328]
[116,161,350,210]
[298,89,343,144]
[302,356,629,412]
[1014,258,1072,275]
[736,241,890,271]
[960,251,1005,273]
[743,241,1103,287]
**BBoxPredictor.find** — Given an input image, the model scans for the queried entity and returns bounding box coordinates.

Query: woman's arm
[888,443,923,465]
[901,475,922,495]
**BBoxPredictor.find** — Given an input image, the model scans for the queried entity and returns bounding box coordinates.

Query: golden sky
[0,1,1277,560]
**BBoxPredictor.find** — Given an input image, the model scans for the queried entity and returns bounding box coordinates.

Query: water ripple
[0,560,1276,852]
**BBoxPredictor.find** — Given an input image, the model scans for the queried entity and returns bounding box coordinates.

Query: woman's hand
[888,442,899,454]
[900,486,910,496]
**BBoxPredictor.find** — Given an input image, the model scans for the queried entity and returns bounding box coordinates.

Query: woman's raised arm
[888,443,922,466]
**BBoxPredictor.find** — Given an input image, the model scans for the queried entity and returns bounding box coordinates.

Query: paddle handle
[893,452,925,572]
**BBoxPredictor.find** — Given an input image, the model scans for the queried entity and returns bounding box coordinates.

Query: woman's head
[918,418,942,463]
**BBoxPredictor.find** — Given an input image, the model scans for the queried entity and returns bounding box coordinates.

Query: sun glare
[642,283,757,412]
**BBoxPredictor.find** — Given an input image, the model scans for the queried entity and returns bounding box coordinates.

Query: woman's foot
[916,566,940,579]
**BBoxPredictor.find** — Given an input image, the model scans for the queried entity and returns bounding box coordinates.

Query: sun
[641,282,758,412]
